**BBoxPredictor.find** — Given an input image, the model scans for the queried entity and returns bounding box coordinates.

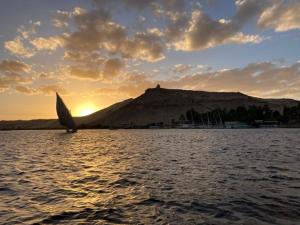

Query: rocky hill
[85,87,300,127]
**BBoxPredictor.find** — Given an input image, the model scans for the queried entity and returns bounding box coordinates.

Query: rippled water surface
[0,129,300,225]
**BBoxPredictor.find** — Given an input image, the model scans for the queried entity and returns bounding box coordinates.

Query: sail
[56,93,76,130]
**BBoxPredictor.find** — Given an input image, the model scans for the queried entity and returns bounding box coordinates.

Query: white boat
[56,93,77,133]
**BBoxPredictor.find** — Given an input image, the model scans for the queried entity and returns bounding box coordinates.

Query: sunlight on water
[0,129,299,224]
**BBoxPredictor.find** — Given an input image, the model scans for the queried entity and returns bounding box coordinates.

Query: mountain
[85,87,300,127]
[0,87,299,130]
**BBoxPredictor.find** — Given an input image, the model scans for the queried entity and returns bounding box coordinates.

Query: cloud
[196,64,212,71]
[84,1,270,54]
[95,71,155,98]
[0,59,31,87]
[3,0,299,99]
[234,0,269,25]
[68,58,123,80]
[17,20,41,39]
[63,51,106,79]
[103,58,123,79]
[228,32,264,44]
[95,61,300,100]
[163,0,272,51]
[57,5,166,82]
[55,5,166,63]
[161,11,190,43]
[0,60,30,73]
[5,19,63,57]
[5,0,289,64]
[61,8,117,51]
[13,84,69,95]
[258,0,300,32]
[173,6,265,51]
[0,72,32,91]
[64,51,106,80]
[52,18,68,28]
[5,1,272,64]
[173,64,192,73]
[51,7,86,28]
[0,60,32,92]
[30,36,64,51]
[0,73,27,86]
[14,85,35,94]
[163,61,300,98]
[4,20,42,57]
[64,51,104,64]
[38,84,69,95]
[69,66,101,80]
[4,37,35,58]
[120,31,165,62]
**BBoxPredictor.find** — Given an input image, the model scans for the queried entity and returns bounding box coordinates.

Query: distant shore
[2,87,300,130]
[2,125,300,131]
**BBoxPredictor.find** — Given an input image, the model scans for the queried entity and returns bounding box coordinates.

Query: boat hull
[66,129,77,133]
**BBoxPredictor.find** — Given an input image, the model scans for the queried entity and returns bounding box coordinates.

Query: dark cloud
[234,0,269,25]
[68,58,123,80]
[62,10,165,62]
[172,0,269,50]
[120,31,165,61]
[164,11,190,43]
[103,58,123,79]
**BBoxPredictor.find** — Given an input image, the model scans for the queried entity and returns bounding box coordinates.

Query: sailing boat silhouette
[56,93,77,133]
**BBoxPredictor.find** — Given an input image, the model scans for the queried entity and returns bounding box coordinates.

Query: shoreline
[2,126,300,131]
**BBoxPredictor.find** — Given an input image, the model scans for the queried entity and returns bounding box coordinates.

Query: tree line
[180,104,300,125]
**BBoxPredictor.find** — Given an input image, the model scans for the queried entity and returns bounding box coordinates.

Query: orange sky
[1,0,300,120]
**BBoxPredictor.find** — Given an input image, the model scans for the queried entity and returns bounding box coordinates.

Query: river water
[0,129,299,225]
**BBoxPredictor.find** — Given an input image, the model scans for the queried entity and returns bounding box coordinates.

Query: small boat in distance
[56,93,77,133]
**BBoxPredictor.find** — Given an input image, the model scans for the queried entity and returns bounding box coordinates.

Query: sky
[0,0,300,120]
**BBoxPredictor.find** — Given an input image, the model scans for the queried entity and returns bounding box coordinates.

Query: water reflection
[0,129,299,224]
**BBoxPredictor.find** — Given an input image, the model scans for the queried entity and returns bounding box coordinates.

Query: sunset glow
[1,2,299,224]
[75,104,98,117]
[0,0,300,120]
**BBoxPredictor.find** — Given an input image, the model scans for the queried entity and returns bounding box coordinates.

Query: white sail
[56,93,77,132]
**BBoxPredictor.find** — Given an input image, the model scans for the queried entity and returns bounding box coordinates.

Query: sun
[76,103,98,117]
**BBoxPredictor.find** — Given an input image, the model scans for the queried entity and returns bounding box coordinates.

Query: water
[0,129,299,225]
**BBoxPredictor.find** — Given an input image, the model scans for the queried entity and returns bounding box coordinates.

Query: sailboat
[56,93,77,133]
